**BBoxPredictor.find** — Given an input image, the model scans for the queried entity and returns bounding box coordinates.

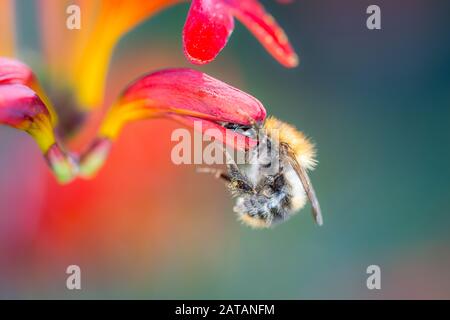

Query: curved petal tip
[183,0,235,65]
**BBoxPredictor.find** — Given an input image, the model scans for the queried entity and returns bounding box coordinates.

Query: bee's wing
[281,143,323,226]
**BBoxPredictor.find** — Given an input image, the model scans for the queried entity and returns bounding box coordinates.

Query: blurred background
[0,0,449,299]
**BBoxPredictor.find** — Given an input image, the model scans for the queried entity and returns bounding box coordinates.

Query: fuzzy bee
[202,116,323,228]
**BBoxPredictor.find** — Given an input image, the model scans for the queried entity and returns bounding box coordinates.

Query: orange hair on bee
[263,116,317,170]
[238,214,271,229]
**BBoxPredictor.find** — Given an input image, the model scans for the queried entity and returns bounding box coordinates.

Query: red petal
[0,57,58,124]
[182,0,298,67]
[120,68,266,125]
[170,114,257,150]
[0,84,76,183]
[81,68,267,177]
[0,58,77,183]
[119,68,266,150]
[0,57,34,86]
[0,84,48,128]
[183,0,235,64]
[228,0,298,67]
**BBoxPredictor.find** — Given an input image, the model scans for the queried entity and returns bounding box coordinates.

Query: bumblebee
[203,117,323,228]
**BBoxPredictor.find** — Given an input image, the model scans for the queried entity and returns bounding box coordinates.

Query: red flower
[183,0,298,67]
[0,57,266,181]
[80,68,266,177]
[1,1,294,179]
[0,58,75,183]
[27,0,298,109]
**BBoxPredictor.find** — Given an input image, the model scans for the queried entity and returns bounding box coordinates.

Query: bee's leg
[223,149,255,194]
[223,148,246,181]
[196,167,232,182]
[196,166,252,193]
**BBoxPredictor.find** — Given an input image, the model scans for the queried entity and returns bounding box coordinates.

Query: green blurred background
[1,0,449,299]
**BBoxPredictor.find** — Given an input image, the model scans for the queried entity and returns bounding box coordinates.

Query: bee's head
[232,175,291,228]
